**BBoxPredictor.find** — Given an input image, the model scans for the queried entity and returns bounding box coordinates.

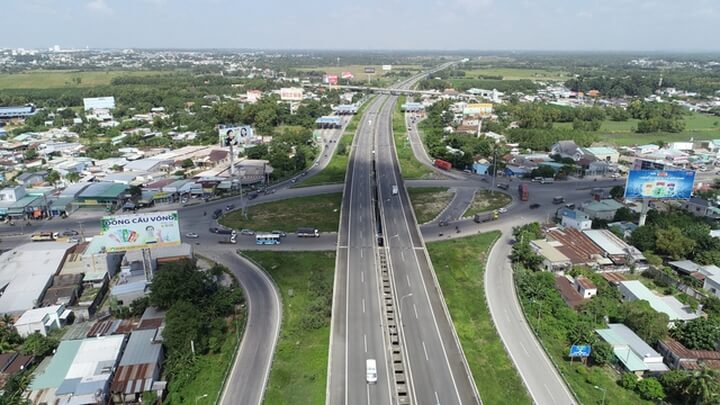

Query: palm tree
[684,367,720,404]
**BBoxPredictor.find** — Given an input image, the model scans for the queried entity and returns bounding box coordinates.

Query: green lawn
[427,232,531,405]
[556,112,720,146]
[219,193,342,232]
[297,97,375,188]
[460,67,569,81]
[242,251,335,405]
[463,190,512,218]
[393,96,434,179]
[0,70,169,89]
[167,317,242,405]
[408,187,454,223]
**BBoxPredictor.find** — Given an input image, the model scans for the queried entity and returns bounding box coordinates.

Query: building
[0,352,34,388]
[530,239,572,272]
[13,305,71,337]
[27,335,126,404]
[111,328,165,403]
[682,197,720,220]
[74,182,127,210]
[559,208,592,231]
[617,280,701,324]
[658,339,720,370]
[0,242,72,315]
[596,323,669,375]
[551,140,583,161]
[544,227,608,268]
[315,116,342,128]
[583,147,620,163]
[608,221,639,239]
[581,199,625,220]
[583,229,647,269]
[0,105,37,120]
[554,275,597,309]
[83,96,116,111]
[15,171,49,187]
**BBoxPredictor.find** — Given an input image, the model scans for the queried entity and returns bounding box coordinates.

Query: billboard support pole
[639,199,650,227]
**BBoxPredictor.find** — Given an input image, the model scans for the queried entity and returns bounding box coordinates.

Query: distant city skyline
[4,0,720,51]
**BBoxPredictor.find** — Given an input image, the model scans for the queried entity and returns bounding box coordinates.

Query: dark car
[225,204,235,211]
[61,230,79,237]
[212,209,223,219]
[248,192,258,200]
[529,203,541,209]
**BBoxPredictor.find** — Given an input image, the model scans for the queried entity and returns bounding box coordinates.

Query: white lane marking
[361,272,365,283]
[423,341,430,361]
[366,384,370,405]
[413,304,419,319]
[406,274,411,287]
[520,342,530,356]
[545,384,557,402]
[361,249,364,259]
[364,334,368,353]
[400,251,405,262]
[360,231,363,240]
[362,299,366,313]
[434,391,440,404]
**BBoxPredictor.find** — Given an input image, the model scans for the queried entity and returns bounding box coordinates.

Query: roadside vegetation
[219,193,342,233]
[407,187,454,223]
[243,251,335,405]
[296,96,375,187]
[462,190,512,218]
[0,70,171,89]
[393,96,434,179]
[427,232,531,405]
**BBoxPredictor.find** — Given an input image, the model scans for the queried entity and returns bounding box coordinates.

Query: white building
[83,96,116,111]
[13,304,71,337]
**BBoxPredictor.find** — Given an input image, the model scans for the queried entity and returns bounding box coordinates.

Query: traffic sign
[569,345,591,358]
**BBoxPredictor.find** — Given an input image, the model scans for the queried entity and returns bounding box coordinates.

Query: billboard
[341,71,354,79]
[279,87,304,101]
[569,345,591,358]
[327,75,338,85]
[382,64,392,71]
[101,211,181,252]
[219,125,254,146]
[364,67,376,74]
[624,170,696,200]
[463,103,493,117]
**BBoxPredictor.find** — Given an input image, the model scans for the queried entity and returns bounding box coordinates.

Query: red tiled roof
[554,276,586,309]
[208,149,229,162]
[601,272,626,284]
[546,228,604,264]
[663,338,720,362]
[575,275,597,290]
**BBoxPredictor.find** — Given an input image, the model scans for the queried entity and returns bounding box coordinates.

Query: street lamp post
[594,385,606,405]
[195,394,208,405]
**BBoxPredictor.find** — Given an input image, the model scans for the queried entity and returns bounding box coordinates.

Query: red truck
[518,183,529,201]
[434,159,452,170]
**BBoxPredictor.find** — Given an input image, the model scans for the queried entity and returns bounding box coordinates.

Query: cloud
[87,0,113,14]
[453,0,493,14]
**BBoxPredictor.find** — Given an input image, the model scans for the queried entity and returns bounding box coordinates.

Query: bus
[255,233,281,245]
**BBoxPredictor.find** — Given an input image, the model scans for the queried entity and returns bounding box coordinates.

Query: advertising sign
[382,64,392,71]
[569,345,591,358]
[327,75,338,85]
[364,67,376,74]
[219,125,254,146]
[101,211,181,252]
[624,170,696,200]
[341,71,354,79]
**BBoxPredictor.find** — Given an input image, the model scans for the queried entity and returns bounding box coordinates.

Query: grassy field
[0,70,169,89]
[168,317,242,405]
[408,187,454,223]
[243,251,335,405]
[297,97,375,188]
[459,67,569,82]
[219,193,342,232]
[297,64,421,82]
[427,232,531,405]
[556,112,720,146]
[393,97,435,179]
[463,190,512,218]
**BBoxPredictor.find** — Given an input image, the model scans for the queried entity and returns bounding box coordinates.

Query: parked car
[185,232,199,239]
[271,230,287,237]
[498,207,507,214]
[240,228,255,236]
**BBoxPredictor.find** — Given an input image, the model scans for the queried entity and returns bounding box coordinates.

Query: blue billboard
[624,170,695,200]
[569,345,591,358]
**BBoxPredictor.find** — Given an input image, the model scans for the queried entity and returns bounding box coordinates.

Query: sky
[4,0,720,51]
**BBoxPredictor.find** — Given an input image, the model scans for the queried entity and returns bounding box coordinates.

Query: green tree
[618,300,669,343]
[23,149,38,161]
[589,340,614,366]
[619,372,638,390]
[659,369,690,398]
[610,185,625,199]
[21,333,58,357]
[163,300,207,355]
[149,260,213,310]
[65,171,81,183]
[671,318,720,350]
[180,158,194,169]
[636,377,665,401]
[684,368,720,405]
[45,170,60,189]
[656,226,696,259]
[630,226,657,252]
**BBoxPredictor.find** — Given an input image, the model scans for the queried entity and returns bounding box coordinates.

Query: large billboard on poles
[101,211,181,252]
[624,170,696,200]
[219,125,254,146]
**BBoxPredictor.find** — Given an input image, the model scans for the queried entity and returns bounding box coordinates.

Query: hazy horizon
[4,0,720,51]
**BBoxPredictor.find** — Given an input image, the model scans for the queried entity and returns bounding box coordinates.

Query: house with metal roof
[13,304,72,337]
[0,105,37,120]
[581,199,625,220]
[618,280,701,324]
[27,335,126,404]
[596,323,669,375]
[583,229,647,269]
[530,239,572,272]
[74,182,127,209]
[111,328,165,403]
[583,147,620,163]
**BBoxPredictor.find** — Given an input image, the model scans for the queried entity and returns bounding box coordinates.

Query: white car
[498,207,507,214]
[185,232,199,239]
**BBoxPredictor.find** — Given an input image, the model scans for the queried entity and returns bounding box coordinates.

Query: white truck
[392,185,399,195]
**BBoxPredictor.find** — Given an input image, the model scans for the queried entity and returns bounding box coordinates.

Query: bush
[636,378,665,401]
[590,340,614,366]
[619,373,638,390]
